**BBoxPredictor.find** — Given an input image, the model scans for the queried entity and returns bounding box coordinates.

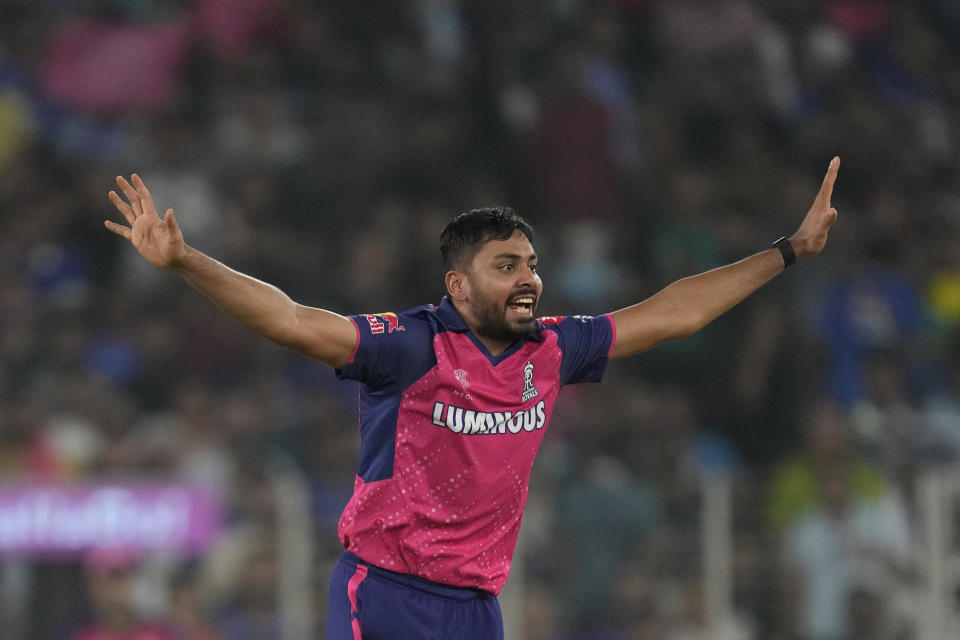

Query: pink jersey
[336,298,615,594]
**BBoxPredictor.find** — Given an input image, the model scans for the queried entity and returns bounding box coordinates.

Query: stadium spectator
[782,460,914,640]
[67,547,177,640]
[165,565,224,640]
[766,396,887,531]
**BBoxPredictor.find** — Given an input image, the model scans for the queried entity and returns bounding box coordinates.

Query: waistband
[339,551,494,602]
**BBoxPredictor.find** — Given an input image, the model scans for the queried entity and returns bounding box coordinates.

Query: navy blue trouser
[327,551,504,640]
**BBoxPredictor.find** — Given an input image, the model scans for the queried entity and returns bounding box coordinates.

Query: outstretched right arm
[105,174,357,368]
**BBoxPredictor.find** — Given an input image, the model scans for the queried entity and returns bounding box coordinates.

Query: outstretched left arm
[608,157,840,359]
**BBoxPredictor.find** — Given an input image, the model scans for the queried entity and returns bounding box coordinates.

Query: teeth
[512,297,534,305]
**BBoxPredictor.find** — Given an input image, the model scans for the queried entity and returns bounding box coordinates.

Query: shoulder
[351,304,438,338]
[536,314,613,345]
[339,304,441,384]
[536,314,604,331]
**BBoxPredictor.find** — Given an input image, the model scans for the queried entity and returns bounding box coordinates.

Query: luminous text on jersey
[431,401,547,435]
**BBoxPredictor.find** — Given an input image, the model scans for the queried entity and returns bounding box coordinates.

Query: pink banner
[196,0,285,57]
[39,20,193,113]
[0,484,223,556]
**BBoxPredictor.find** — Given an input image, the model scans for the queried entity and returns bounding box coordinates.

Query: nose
[517,265,538,288]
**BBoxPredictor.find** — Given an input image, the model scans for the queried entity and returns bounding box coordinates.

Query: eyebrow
[491,253,537,261]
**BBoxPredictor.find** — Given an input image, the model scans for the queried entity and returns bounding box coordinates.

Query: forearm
[172,246,309,348]
[609,248,785,357]
[164,246,355,366]
[664,247,785,330]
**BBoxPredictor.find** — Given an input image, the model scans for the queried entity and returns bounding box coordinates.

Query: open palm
[105,174,186,269]
[790,157,840,259]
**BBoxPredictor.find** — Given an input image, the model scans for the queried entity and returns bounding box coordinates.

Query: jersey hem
[339,551,496,599]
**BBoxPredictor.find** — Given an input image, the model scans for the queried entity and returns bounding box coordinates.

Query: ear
[445,270,469,301]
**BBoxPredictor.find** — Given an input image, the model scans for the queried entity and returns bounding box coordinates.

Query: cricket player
[105,157,839,639]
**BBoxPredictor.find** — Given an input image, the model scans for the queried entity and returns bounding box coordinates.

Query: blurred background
[1,0,960,638]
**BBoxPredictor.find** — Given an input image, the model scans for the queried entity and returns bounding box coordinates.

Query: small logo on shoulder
[364,312,405,334]
[521,360,539,402]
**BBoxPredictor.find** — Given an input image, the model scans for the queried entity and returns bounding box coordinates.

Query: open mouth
[507,295,536,316]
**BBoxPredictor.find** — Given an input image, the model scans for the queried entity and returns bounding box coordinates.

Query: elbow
[273,321,322,358]
[671,324,698,341]
[267,314,312,354]
[638,313,701,353]
[665,300,707,340]
[655,286,705,341]
[273,331,305,353]
[279,306,317,355]
[662,323,698,344]
[673,314,705,339]
[263,327,305,355]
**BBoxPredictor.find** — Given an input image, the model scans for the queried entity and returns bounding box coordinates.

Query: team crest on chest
[521,360,539,402]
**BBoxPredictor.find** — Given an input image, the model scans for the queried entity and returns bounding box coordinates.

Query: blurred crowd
[2,0,960,638]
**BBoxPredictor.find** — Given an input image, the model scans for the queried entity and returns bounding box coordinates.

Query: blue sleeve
[546,314,615,386]
[335,311,436,392]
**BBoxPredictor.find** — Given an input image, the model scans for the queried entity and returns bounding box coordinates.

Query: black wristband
[772,236,796,268]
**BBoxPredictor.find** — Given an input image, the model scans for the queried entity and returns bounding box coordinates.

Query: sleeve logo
[363,312,405,334]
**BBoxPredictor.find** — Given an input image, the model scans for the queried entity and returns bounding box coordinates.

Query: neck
[475,334,512,357]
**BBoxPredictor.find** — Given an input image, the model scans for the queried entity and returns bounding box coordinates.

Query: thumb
[824,207,839,228]
[164,209,178,232]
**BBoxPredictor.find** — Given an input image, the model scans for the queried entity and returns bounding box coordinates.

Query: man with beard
[105,157,839,640]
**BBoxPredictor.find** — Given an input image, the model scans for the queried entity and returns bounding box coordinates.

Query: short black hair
[440,206,535,272]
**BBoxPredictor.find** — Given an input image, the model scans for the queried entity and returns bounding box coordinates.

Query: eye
[499,264,514,272]
[529,264,538,273]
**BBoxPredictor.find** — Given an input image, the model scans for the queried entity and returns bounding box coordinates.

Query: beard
[471,286,539,345]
